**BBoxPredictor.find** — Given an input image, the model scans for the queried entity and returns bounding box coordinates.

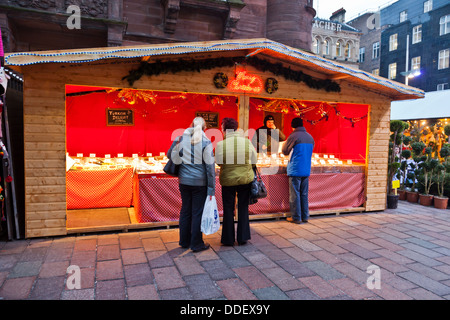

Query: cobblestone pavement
[1,201,450,301]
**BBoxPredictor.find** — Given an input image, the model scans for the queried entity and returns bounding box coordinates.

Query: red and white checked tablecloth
[67,168,133,209]
[133,173,365,223]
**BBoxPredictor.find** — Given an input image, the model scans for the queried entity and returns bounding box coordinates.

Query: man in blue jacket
[282,117,315,224]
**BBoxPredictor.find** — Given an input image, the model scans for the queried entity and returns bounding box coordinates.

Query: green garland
[122,56,341,93]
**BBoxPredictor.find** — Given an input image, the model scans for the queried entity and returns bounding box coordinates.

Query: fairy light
[227,69,263,94]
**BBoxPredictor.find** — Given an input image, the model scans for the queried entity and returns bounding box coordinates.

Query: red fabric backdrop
[66,87,238,157]
[66,86,368,162]
[248,98,368,162]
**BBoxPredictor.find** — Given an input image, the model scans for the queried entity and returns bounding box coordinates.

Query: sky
[313,0,398,21]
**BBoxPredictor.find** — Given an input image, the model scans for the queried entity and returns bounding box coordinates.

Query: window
[424,0,432,13]
[437,83,448,91]
[323,39,330,55]
[389,63,397,80]
[389,34,398,51]
[372,69,379,76]
[336,41,343,57]
[438,49,449,69]
[412,56,421,70]
[440,15,450,36]
[359,47,365,63]
[345,43,351,58]
[400,10,407,23]
[372,42,380,59]
[412,25,422,44]
[313,37,320,54]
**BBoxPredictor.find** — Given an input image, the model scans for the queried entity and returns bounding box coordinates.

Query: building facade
[348,12,383,76]
[311,8,361,67]
[379,0,450,92]
[0,0,316,53]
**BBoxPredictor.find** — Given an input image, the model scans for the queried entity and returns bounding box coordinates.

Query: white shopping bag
[201,196,220,235]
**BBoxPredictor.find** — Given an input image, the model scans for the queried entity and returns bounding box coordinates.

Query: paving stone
[153,266,185,290]
[397,270,450,296]
[303,260,345,280]
[8,261,42,278]
[124,263,153,287]
[127,284,159,300]
[200,259,236,281]
[61,288,95,300]
[121,248,147,265]
[216,278,257,300]
[30,276,65,300]
[261,267,304,292]
[96,279,126,300]
[233,266,274,290]
[299,276,343,298]
[96,259,123,281]
[253,286,290,300]
[217,250,251,268]
[276,258,316,278]
[285,288,320,300]
[174,255,206,276]
[97,244,120,261]
[184,273,223,299]
[0,276,35,299]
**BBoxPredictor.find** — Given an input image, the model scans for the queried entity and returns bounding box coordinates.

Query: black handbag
[163,136,183,177]
[250,167,267,204]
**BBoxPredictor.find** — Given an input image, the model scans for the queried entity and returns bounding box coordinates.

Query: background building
[0,0,316,53]
[379,0,450,92]
[311,8,361,68]
[348,12,384,76]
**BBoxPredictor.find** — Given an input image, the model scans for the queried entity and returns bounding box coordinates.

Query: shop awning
[390,89,450,120]
[5,38,424,101]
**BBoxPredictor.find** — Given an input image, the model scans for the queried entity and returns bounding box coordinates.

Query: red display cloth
[133,175,224,223]
[132,173,365,222]
[67,168,133,209]
[248,173,365,214]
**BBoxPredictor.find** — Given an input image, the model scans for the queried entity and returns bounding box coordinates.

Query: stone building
[347,12,383,76]
[311,8,361,68]
[0,0,316,53]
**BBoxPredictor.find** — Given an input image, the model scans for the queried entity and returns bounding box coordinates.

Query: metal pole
[405,34,409,86]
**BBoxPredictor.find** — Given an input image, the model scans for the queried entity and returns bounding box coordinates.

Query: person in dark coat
[282,117,315,224]
[252,115,286,154]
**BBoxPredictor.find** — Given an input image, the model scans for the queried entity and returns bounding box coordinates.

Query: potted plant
[434,146,450,209]
[417,146,439,206]
[405,141,425,203]
[387,120,409,208]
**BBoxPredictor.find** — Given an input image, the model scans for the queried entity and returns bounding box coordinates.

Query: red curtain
[248,98,368,162]
[66,87,238,157]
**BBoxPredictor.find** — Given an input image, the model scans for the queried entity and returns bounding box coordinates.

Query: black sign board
[106,108,134,126]
[196,111,219,128]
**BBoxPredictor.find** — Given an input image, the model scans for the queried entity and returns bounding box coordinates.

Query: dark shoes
[286,217,301,224]
[286,217,308,224]
[192,243,210,253]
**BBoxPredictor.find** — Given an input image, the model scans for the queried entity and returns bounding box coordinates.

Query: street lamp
[400,34,421,86]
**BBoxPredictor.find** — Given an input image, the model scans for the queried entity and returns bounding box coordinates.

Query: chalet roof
[5,38,424,101]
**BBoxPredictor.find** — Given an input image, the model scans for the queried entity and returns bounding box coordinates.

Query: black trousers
[221,183,252,245]
[179,184,207,251]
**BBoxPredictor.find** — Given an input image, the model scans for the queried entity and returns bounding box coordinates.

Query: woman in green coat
[215,118,257,246]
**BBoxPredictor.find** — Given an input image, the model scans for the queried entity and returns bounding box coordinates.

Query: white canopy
[391,89,450,120]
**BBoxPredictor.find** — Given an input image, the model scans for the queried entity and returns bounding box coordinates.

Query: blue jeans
[289,176,309,221]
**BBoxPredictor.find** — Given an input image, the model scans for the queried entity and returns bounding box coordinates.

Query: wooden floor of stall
[65,206,366,235]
